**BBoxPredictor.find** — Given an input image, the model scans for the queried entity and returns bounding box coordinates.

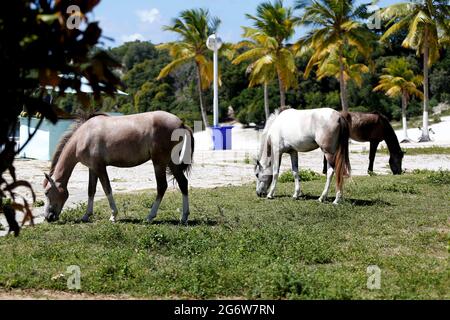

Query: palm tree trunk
[195,63,209,129]
[420,29,431,142]
[264,83,270,120]
[401,91,410,143]
[338,46,349,111]
[277,70,286,107]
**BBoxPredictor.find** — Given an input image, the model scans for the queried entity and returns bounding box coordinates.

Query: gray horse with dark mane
[43,111,194,224]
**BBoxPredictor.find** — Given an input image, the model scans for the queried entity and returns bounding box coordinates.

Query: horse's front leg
[290,151,301,199]
[319,160,334,203]
[81,169,98,222]
[368,141,379,174]
[267,154,281,199]
[97,167,118,222]
[147,164,168,223]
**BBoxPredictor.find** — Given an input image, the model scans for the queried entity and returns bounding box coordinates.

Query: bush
[278,170,320,183]
[412,169,450,185]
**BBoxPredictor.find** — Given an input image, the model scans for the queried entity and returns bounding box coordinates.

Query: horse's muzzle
[256,191,267,198]
[45,212,59,223]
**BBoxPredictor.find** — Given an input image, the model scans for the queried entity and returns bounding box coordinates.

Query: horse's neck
[383,121,401,155]
[52,141,78,188]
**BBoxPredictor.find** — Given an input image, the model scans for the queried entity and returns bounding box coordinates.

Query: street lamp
[206,34,223,127]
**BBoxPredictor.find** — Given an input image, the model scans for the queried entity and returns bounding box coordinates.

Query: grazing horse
[43,111,194,224]
[255,108,351,204]
[322,112,404,175]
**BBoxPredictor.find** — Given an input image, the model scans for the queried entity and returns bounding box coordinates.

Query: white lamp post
[206,34,223,127]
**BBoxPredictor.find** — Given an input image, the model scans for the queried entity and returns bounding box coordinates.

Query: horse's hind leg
[322,154,328,175]
[368,141,379,173]
[290,151,301,199]
[97,167,118,222]
[147,164,168,223]
[170,164,190,225]
[319,156,335,203]
[81,169,98,222]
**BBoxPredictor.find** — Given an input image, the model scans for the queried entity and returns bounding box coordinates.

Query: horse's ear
[44,173,56,188]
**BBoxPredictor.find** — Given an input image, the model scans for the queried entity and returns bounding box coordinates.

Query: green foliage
[0,0,121,235]
[278,169,320,183]
[0,173,449,298]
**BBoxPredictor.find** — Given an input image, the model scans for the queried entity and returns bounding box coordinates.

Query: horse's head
[389,150,405,175]
[43,173,68,222]
[254,159,273,197]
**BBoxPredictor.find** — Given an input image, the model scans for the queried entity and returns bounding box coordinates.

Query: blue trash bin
[211,126,233,150]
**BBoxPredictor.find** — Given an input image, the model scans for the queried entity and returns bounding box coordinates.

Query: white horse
[255,108,351,204]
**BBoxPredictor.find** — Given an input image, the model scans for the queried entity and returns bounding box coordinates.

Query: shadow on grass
[54,216,219,226]
[271,193,391,206]
[118,217,218,227]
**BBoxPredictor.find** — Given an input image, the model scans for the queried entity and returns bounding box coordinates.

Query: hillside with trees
[54,1,450,129]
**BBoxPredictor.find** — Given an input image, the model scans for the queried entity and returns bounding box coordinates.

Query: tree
[315,48,369,90]
[374,57,423,142]
[295,0,374,111]
[156,8,221,128]
[380,0,450,141]
[236,0,297,109]
[233,28,278,119]
[0,0,121,235]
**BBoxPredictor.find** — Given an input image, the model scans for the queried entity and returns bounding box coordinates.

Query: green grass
[0,172,449,299]
[358,146,450,155]
[279,169,321,183]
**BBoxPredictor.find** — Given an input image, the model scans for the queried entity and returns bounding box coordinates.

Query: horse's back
[74,111,184,168]
[271,108,341,152]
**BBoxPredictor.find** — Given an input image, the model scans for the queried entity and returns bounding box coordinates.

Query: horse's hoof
[146,216,155,224]
[109,216,117,223]
[267,195,274,200]
[81,215,90,223]
[318,197,325,203]
[332,200,340,205]
[180,220,188,226]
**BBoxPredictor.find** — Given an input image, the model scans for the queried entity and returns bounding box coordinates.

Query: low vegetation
[359,146,450,156]
[0,171,449,299]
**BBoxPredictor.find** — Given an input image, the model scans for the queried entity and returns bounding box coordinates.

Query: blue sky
[92,0,401,48]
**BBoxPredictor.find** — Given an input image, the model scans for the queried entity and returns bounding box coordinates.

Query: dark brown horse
[323,111,404,175]
[43,111,194,224]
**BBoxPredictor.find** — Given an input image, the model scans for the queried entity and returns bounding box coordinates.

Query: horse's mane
[49,112,108,176]
[257,109,282,161]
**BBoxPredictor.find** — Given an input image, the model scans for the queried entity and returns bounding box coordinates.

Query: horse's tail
[335,115,351,191]
[177,123,195,176]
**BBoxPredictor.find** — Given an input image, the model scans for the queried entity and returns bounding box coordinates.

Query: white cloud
[136,8,160,24]
[121,33,145,43]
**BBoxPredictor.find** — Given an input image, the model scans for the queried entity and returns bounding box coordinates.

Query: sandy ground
[1,116,449,236]
[0,289,139,300]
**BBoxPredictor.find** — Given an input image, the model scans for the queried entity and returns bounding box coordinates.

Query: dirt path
[0,289,140,300]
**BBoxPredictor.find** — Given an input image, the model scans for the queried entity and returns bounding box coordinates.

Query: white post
[207,34,223,128]
[213,45,219,127]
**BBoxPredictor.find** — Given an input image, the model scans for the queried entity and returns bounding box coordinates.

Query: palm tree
[295,0,374,111]
[380,0,450,141]
[374,57,423,142]
[233,28,278,119]
[234,0,297,108]
[156,9,221,128]
[315,48,369,89]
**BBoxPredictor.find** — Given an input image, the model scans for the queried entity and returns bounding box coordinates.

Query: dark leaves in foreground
[0,0,122,235]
